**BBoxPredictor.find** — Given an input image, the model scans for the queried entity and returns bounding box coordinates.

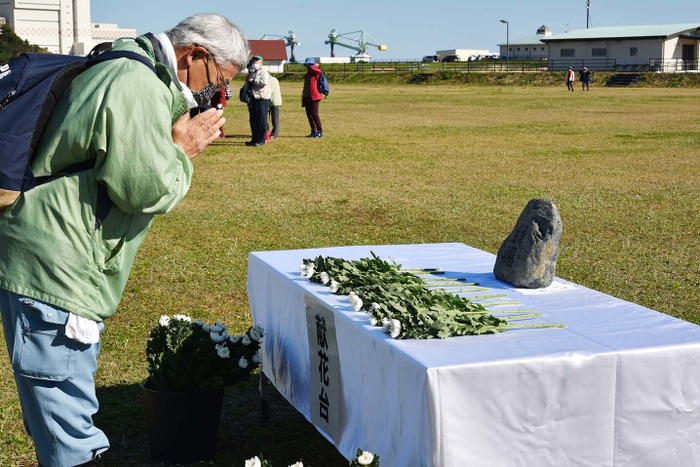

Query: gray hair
[165,13,250,71]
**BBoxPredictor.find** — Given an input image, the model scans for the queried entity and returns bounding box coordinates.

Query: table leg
[259,370,270,424]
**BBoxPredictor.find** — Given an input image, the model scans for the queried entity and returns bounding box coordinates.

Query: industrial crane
[324,29,387,62]
[260,31,300,63]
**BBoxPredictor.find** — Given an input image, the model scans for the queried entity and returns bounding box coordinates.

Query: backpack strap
[35,48,158,229]
[89,50,157,75]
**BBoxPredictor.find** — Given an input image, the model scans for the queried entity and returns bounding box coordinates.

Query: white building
[541,23,700,71]
[0,0,135,55]
[498,25,551,60]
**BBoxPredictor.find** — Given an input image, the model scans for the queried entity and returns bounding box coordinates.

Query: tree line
[0,24,48,64]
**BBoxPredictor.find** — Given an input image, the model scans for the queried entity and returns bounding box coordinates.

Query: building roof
[249,39,288,61]
[497,25,552,47]
[541,23,700,42]
[498,34,550,47]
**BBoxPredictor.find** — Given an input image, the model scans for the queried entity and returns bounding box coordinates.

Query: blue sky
[92,0,700,60]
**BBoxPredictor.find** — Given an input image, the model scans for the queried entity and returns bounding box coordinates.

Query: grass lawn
[1,82,699,466]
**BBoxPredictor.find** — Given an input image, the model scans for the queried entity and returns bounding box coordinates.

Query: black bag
[239,81,252,103]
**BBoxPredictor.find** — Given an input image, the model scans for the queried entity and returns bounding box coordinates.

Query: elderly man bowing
[0,13,249,467]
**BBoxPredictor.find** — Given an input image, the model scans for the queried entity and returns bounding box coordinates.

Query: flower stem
[423,281,480,287]
[422,277,477,283]
[482,301,521,307]
[499,323,566,330]
[502,313,544,320]
[466,294,508,300]
[430,287,490,293]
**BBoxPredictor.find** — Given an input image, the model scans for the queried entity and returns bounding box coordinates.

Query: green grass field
[1,82,699,466]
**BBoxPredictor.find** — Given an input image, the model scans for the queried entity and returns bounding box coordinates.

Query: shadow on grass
[94,375,348,466]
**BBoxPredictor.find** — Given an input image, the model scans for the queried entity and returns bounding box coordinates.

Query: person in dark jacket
[301,57,324,138]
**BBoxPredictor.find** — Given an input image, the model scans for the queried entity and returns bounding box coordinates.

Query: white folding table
[247,243,700,467]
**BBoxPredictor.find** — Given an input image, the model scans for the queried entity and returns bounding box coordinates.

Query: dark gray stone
[493,199,563,288]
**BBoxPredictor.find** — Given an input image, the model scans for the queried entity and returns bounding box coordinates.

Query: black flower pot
[140,378,224,464]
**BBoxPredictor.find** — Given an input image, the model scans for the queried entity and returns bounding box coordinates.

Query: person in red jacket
[210,88,229,137]
[301,57,323,138]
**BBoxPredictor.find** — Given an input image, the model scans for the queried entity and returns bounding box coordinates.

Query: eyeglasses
[196,44,230,89]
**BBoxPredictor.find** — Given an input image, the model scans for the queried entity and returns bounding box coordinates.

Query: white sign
[305,296,341,442]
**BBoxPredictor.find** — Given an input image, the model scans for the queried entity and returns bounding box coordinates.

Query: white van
[421,55,439,63]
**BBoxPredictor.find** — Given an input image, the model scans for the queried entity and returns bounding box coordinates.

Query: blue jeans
[0,290,109,466]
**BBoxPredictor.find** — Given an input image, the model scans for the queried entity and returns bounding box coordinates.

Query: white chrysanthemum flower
[388,319,402,339]
[253,324,264,334]
[229,334,242,344]
[210,331,225,343]
[245,457,262,467]
[348,291,357,298]
[320,271,330,284]
[202,324,211,332]
[352,296,363,312]
[217,346,230,358]
[306,265,315,277]
[288,462,304,467]
[221,331,230,340]
[252,350,261,363]
[238,356,249,369]
[329,280,339,293]
[357,451,375,465]
[242,334,252,346]
[369,317,378,326]
[299,264,308,276]
[159,315,170,327]
[173,314,191,322]
[215,321,227,331]
[370,302,381,312]
[249,328,262,342]
[382,318,391,333]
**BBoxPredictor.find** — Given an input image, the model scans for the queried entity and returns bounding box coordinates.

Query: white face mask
[254,63,261,70]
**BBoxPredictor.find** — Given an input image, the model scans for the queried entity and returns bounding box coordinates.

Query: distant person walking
[268,75,282,139]
[580,67,591,92]
[302,57,324,138]
[565,66,575,92]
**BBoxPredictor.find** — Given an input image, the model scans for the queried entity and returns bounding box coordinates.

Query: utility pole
[500,19,509,71]
[587,0,592,29]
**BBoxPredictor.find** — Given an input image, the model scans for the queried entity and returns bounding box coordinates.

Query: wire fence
[286,58,700,74]
[285,60,551,74]
[647,59,700,73]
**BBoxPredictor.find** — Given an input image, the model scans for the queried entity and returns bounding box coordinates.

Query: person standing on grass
[565,66,575,92]
[268,75,282,139]
[302,57,324,138]
[580,66,591,92]
[245,55,271,146]
[0,13,249,467]
[211,87,229,138]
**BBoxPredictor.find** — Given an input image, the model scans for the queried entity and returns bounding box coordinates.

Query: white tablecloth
[247,243,700,467]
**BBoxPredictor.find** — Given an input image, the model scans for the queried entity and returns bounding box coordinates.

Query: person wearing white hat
[565,66,575,92]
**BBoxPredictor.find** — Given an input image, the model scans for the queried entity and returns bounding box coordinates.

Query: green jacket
[0,36,192,322]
